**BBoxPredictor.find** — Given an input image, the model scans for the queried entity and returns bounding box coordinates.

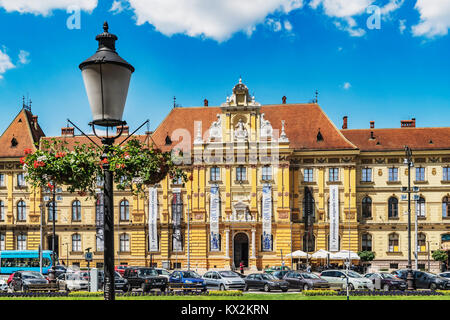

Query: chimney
[370,131,375,140]
[342,116,348,129]
[370,121,375,129]
[204,99,208,107]
[282,96,287,104]
[61,127,74,137]
[401,118,416,128]
[31,115,38,130]
[117,126,129,135]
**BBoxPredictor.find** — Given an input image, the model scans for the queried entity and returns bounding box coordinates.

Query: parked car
[98,270,129,292]
[392,269,450,290]
[439,272,450,279]
[54,265,67,278]
[364,272,407,291]
[169,270,207,291]
[123,267,167,292]
[115,265,128,276]
[57,272,89,291]
[264,266,291,274]
[244,273,289,292]
[272,270,290,280]
[154,268,171,280]
[202,271,245,291]
[283,271,330,291]
[10,271,49,292]
[320,270,374,291]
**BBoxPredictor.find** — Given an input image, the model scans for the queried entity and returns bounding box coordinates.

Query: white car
[320,270,374,291]
[154,268,171,280]
[57,272,89,291]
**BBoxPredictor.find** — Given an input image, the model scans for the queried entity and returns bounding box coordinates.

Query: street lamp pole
[48,182,57,282]
[405,146,414,290]
[79,22,135,300]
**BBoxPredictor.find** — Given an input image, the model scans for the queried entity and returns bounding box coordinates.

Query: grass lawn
[0,294,450,300]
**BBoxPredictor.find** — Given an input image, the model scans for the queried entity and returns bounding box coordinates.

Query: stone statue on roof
[209,114,222,142]
[260,113,273,139]
[234,119,248,142]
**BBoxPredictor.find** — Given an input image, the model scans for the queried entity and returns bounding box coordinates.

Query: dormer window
[165,134,172,145]
[317,130,323,142]
[11,138,18,147]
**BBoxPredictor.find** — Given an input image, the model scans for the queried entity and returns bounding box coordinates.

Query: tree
[358,251,375,273]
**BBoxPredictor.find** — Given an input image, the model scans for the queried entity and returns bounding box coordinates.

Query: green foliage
[357,251,376,262]
[68,291,104,297]
[22,138,186,197]
[207,290,243,296]
[302,290,338,296]
[436,290,450,296]
[432,250,448,262]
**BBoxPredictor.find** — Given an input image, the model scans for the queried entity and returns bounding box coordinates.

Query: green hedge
[302,290,338,296]
[436,290,450,296]
[208,290,243,296]
[69,291,104,297]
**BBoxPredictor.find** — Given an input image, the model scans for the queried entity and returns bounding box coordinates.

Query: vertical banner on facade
[172,191,183,252]
[95,192,104,251]
[329,184,339,252]
[262,184,272,251]
[210,185,220,251]
[149,187,158,252]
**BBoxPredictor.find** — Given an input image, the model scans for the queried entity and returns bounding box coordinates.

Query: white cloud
[0,47,15,79]
[124,0,304,42]
[399,19,406,34]
[343,82,352,90]
[266,18,283,32]
[0,0,97,15]
[18,50,30,65]
[412,0,450,38]
[284,20,293,31]
[110,0,126,15]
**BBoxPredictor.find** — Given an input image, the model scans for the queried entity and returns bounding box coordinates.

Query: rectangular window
[17,173,26,187]
[329,168,339,182]
[388,168,398,181]
[120,234,130,252]
[0,174,4,186]
[444,167,450,181]
[304,168,313,182]
[236,166,246,181]
[17,234,27,250]
[72,235,81,252]
[0,201,4,221]
[210,167,220,181]
[362,168,372,182]
[0,234,5,251]
[262,166,272,181]
[416,167,425,181]
[389,263,398,269]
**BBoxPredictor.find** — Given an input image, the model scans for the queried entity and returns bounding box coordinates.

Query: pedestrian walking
[240,261,244,275]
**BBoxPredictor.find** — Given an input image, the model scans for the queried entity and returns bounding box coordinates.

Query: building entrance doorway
[47,235,59,258]
[233,233,249,268]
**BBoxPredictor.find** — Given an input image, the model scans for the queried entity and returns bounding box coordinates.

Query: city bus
[0,250,56,275]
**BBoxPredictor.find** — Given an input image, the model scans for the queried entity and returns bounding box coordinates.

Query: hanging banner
[172,191,183,252]
[149,187,159,252]
[210,185,220,251]
[262,184,272,251]
[329,184,339,252]
[95,192,104,251]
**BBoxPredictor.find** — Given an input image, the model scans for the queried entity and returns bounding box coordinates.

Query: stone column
[251,229,256,258]
[250,228,258,271]
[224,229,231,270]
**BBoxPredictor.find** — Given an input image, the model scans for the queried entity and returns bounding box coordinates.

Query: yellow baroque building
[1,80,450,273]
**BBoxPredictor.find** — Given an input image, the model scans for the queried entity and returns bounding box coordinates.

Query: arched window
[119,233,130,252]
[442,197,450,218]
[388,197,398,218]
[17,233,26,250]
[72,200,81,222]
[416,196,426,218]
[362,233,372,251]
[417,233,426,252]
[303,233,315,252]
[48,201,57,222]
[119,200,129,221]
[388,233,399,252]
[72,234,81,252]
[0,200,4,221]
[362,196,372,218]
[17,200,26,221]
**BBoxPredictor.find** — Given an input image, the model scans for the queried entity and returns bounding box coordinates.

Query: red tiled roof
[150,104,357,151]
[0,109,45,158]
[341,128,450,151]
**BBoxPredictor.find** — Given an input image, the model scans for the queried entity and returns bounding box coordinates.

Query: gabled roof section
[341,128,450,151]
[40,134,149,151]
[151,104,357,151]
[0,108,45,158]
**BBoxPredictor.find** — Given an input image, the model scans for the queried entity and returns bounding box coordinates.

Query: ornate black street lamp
[79,22,134,300]
[404,146,415,290]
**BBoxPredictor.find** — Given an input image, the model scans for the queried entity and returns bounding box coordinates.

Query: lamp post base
[406,265,414,290]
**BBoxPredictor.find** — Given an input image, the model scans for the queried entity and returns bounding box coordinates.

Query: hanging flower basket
[22,138,186,196]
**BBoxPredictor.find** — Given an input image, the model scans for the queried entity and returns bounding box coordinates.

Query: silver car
[320,270,374,291]
[203,271,246,291]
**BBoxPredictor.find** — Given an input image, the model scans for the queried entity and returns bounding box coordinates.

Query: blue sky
[0,0,449,137]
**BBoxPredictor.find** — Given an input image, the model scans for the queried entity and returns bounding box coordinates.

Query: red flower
[24,148,32,155]
[20,157,26,164]
[47,182,54,190]
[101,158,108,164]
[55,152,66,158]
[116,163,125,169]
[33,160,45,168]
